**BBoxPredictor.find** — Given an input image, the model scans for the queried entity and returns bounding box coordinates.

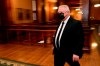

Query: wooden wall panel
[0,0,9,43]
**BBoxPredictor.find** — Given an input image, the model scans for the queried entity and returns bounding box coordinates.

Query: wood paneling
[0,0,10,43]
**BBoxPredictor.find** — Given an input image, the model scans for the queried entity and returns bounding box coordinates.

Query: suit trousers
[54,50,80,66]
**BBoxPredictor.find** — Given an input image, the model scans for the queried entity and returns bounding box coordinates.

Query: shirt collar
[63,16,70,24]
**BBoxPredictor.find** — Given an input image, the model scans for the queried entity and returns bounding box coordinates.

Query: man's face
[57,7,68,20]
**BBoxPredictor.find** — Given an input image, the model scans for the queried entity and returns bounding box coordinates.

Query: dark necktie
[56,22,64,48]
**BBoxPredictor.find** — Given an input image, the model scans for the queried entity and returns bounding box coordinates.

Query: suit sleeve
[73,22,84,58]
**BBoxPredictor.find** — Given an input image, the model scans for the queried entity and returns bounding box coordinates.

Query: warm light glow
[75,8,80,11]
[90,27,95,30]
[38,40,44,43]
[78,11,83,14]
[53,7,58,10]
[94,4,100,7]
[48,0,57,2]
[91,42,98,49]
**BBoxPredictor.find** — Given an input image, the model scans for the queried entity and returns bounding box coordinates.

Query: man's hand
[73,54,79,62]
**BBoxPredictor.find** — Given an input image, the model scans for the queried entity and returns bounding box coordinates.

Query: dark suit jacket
[53,17,84,58]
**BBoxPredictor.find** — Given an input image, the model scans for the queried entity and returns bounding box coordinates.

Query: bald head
[58,5,70,13]
[57,5,70,20]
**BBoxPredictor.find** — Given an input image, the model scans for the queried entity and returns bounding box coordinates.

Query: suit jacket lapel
[63,17,73,31]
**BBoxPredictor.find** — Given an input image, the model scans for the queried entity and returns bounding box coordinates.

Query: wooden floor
[0,31,100,66]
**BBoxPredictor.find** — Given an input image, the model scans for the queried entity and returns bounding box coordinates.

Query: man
[53,5,84,66]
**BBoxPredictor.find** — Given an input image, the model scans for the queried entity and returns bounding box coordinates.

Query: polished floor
[0,30,100,66]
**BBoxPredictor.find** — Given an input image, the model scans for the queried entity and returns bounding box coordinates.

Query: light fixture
[91,42,98,49]
[94,4,100,7]
[78,11,83,14]
[53,7,58,10]
[75,8,80,11]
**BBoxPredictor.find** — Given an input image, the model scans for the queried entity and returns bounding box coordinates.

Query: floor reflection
[79,29,100,66]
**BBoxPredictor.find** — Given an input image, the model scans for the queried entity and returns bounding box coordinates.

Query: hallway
[0,30,100,66]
